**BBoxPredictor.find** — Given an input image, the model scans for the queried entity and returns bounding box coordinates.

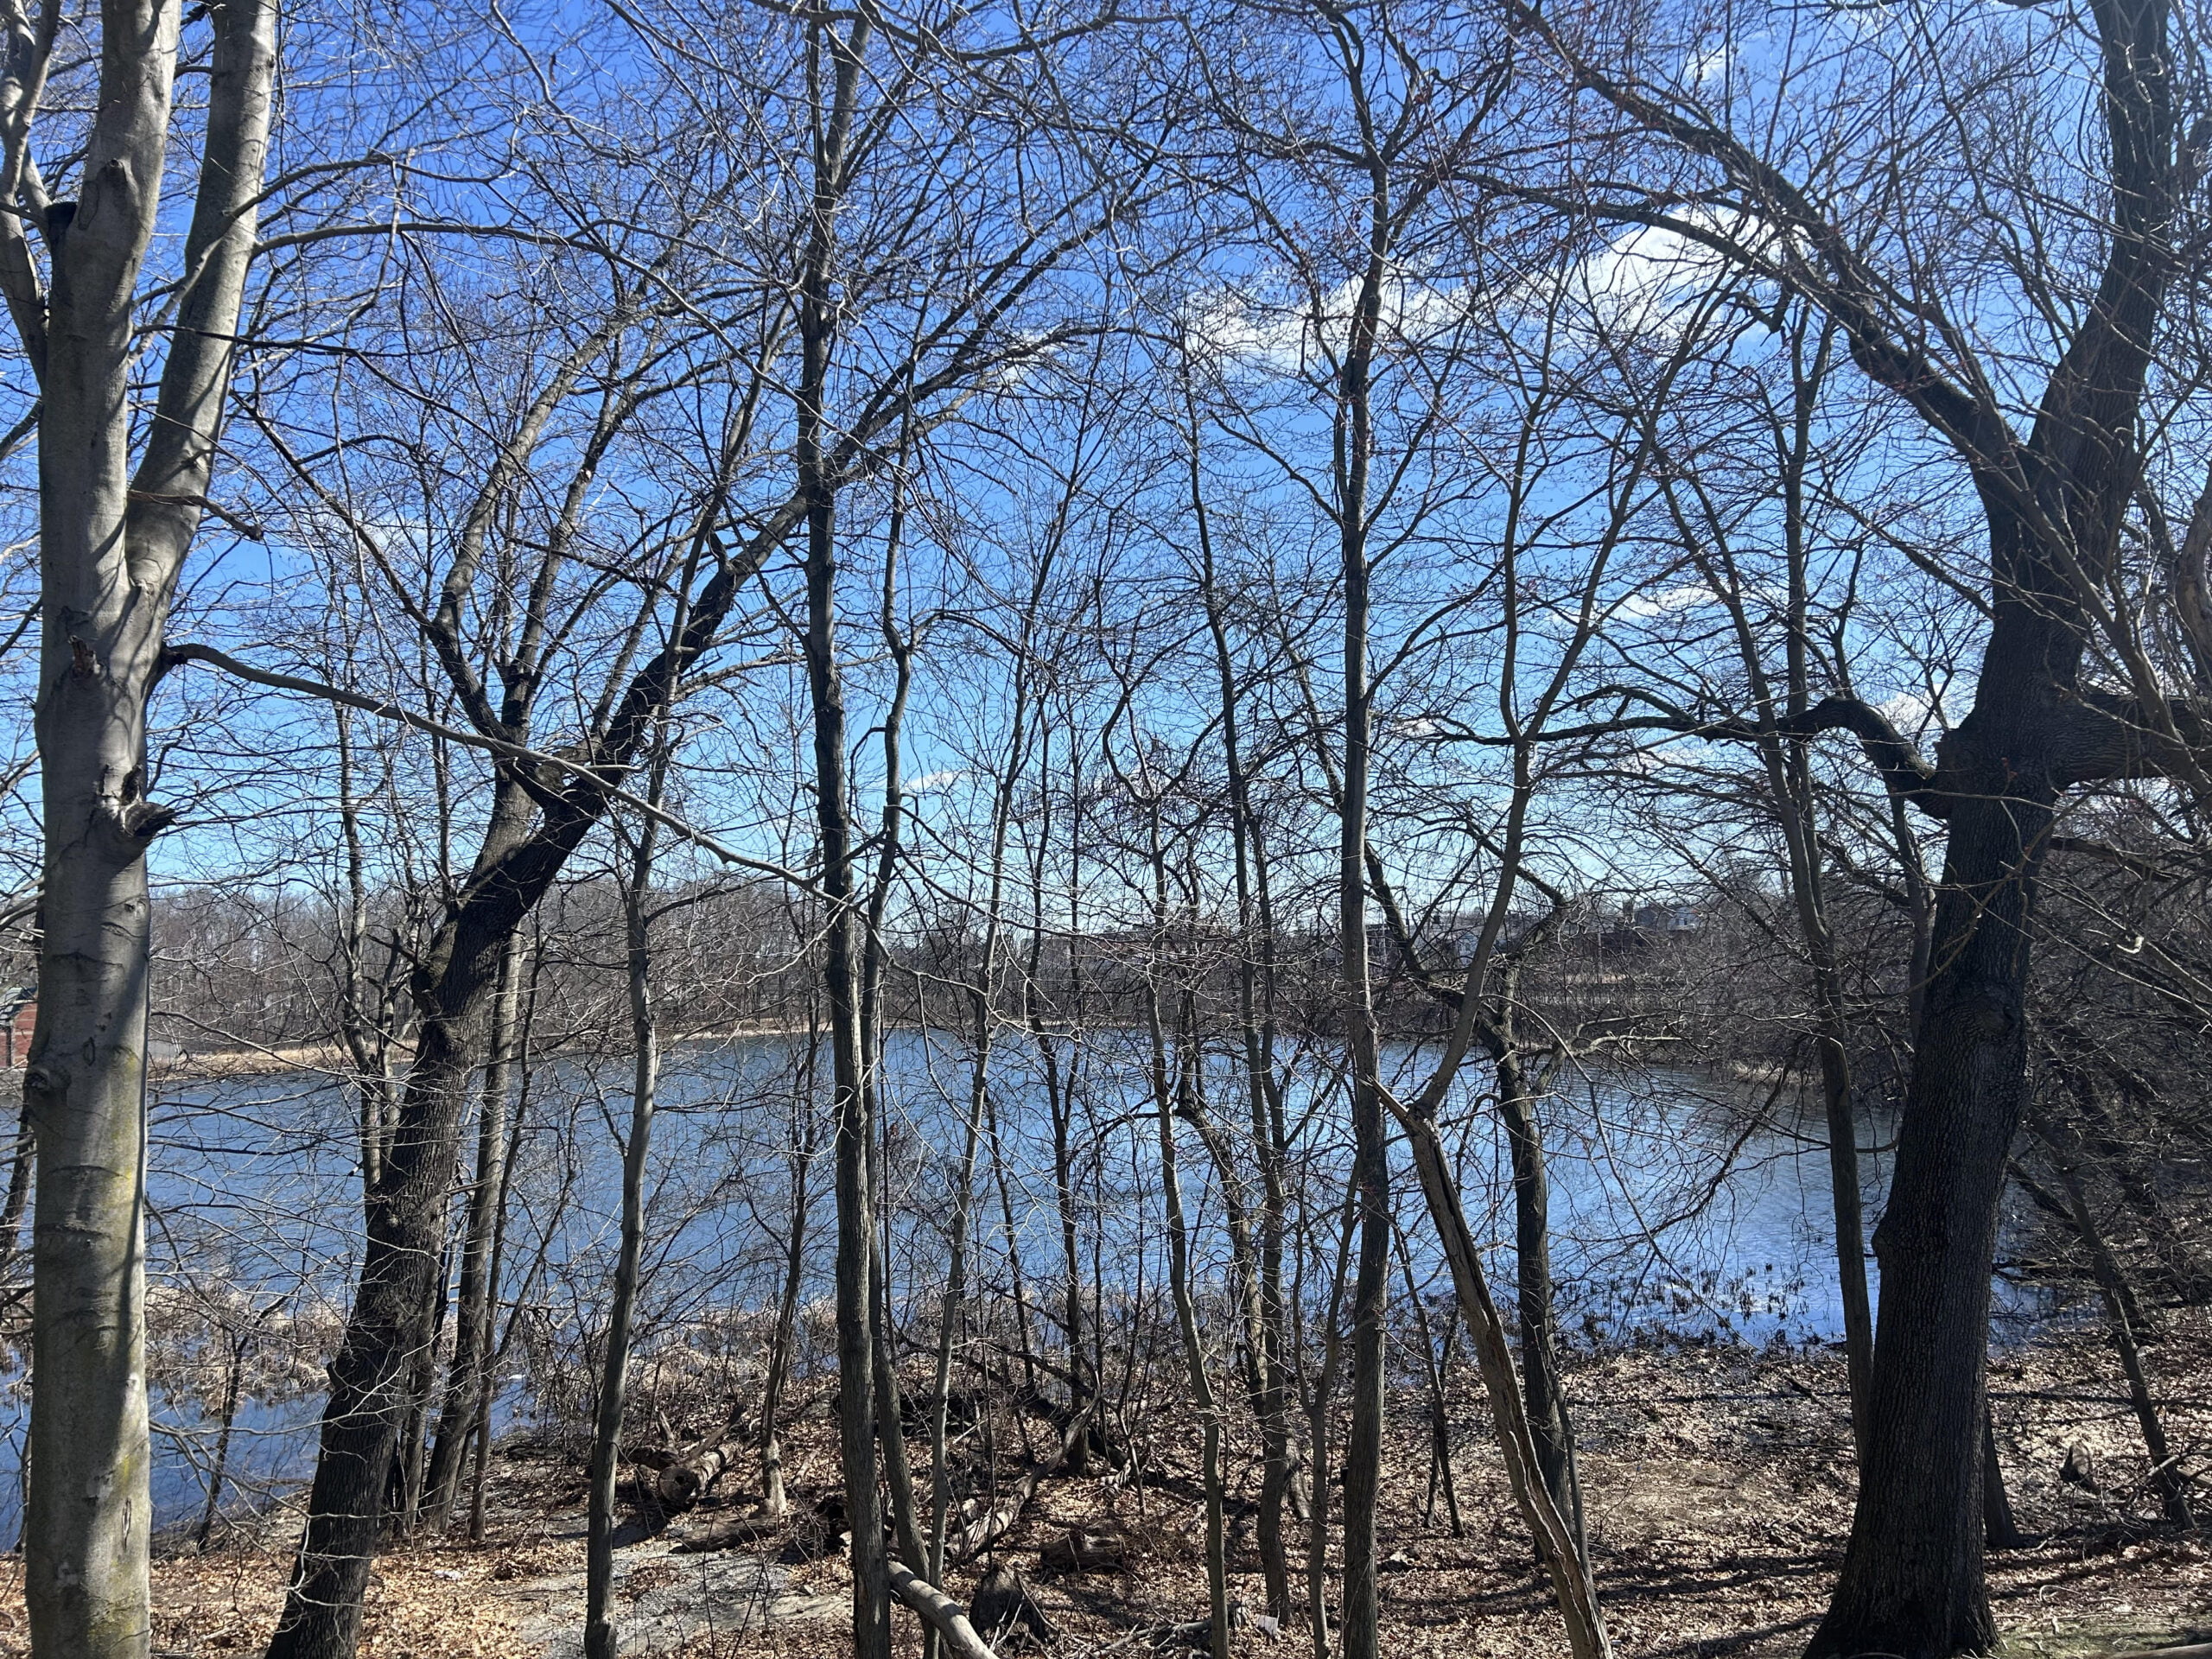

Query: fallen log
[655,1434,746,1509]
[886,1560,1001,1659]
[668,1514,790,1554]
[949,1406,1090,1564]
[1039,1528,1128,1573]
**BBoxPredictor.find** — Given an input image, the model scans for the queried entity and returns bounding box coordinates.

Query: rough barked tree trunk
[1492,1041,1582,1557]
[8,2,278,1650]
[269,897,530,1659]
[1802,0,2183,1630]
[268,501,782,1659]
[423,929,524,1529]
[1529,0,2196,1644]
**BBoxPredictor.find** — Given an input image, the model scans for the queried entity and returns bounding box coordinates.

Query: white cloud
[1572,217,1739,339]
[1188,269,1478,375]
[1617,583,1712,620]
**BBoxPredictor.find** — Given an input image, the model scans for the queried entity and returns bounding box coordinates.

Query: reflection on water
[0,1032,2044,1538]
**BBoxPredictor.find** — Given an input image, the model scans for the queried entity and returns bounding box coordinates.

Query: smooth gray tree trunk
[9,3,277,1650]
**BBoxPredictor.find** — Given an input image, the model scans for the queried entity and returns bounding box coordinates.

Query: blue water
[0,1032,2037,1540]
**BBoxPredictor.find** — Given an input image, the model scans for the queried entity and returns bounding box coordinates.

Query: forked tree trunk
[423,930,525,1528]
[270,1001,503,1659]
[270,369,779,1658]
[16,2,278,1650]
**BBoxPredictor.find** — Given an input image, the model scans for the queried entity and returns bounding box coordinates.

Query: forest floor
[0,1314,2205,1659]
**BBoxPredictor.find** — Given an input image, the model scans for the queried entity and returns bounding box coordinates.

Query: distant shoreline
[87,1023,1782,1090]
[135,1020,836,1084]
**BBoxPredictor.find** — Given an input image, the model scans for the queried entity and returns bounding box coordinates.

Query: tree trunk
[792,10,888,1649]
[393,1281,448,1536]
[1395,1103,1611,1658]
[872,1227,931,1577]
[269,1016,495,1659]
[1492,1047,1584,1560]
[758,1017,820,1517]
[1030,725,1096,1472]
[1806,775,2046,1657]
[424,930,525,1529]
[1192,477,1295,1618]
[927,1066,985,1587]
[885,1561,1003,1659]
[470,969,537,1546]
[1335,230,1391,1659]
[587,799,665,1659]
[1396,1235,1461,1537]
[1147,988,1230,1659]
[21,2,278,1650]
[2043,1139,2192,1527]
[1303,1173,1362,1659]
[1981,1404,2027,1551]
[197,1328,251,1553]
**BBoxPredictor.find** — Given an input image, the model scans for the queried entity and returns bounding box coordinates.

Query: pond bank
[3,1319,2200,1659]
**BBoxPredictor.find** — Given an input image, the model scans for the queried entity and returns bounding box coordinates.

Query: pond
[0,1030,2044,1542]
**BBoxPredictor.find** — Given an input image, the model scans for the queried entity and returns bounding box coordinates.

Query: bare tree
[0,0,277,1649]
[1513,0,2212,1644]
[585,741,673,1659]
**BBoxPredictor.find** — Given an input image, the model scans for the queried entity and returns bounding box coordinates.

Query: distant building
[2,987,32,1068]
[1362,909,1548,972]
